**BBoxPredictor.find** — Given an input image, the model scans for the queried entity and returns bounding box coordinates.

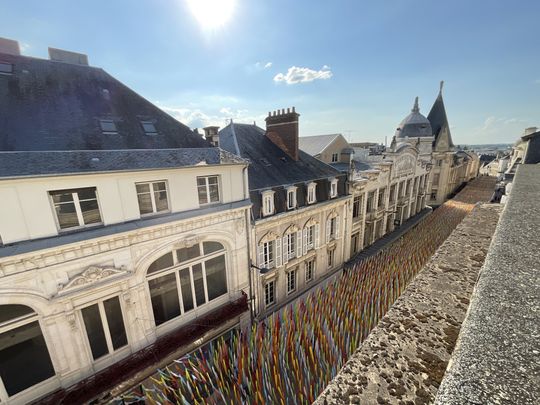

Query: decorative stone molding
[174,234,201,249]
[57,265,129,294]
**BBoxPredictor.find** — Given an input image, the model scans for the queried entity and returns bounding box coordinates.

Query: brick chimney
[265,107,300,161]
[203,126,220,147]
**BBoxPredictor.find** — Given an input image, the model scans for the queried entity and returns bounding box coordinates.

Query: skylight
[0,62,13,75]
[141,120,157,135]
[99,119,118,134]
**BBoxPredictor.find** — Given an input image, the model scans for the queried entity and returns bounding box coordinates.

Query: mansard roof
[0,52,209,151]
[427,82,455,150]
[219,123,342,191]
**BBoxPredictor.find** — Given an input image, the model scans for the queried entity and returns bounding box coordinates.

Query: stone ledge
[315,203,502,405]
[435,165,540,405]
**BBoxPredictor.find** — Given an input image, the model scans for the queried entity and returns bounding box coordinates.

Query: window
[307,182,317,204]
[389,184,396,203]
[437,159,443,167]
[352,195,363,219]
[81,296,128,361]
[286,187,297,210]
[141,120,157,135]
[0,62,13,74]
[286,269,296,294]
[262,190,275,216]
[326,215,340,242]
[430,192,437,200]
[136,181,169,215]
[305,224,317,251]
[377,188,386,208]
[432,173,440,186]
[264,280,276,307]
[197,176,220,205]
[406,180,412,195]
[331,153,339,163]
[99,119,118,135]
[50,187,102,230]
[351,232,360,256]
[147,241,227,326]
[366,191,375,213]
[305,259,315,282]
[0,305,55,397]
[399,181,406,197]
[285,233,296,261]
[327,248,335,268]
[261,240,275,269]
[330,178,338,198]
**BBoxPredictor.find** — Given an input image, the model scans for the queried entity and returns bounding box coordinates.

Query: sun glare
[186,0,236,29]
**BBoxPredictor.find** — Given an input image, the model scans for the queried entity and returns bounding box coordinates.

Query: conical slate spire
[427,81,454,150]
[412,96,420,113]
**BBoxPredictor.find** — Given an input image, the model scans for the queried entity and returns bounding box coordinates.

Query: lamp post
[248,262,271,323]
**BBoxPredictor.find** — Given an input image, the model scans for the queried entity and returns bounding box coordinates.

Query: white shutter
[303,228,308,255]
[296,230,302,258]
[283,236,289,264]
[258,244,264,267]
[315,224,320,249]
[326,219,331,243]
[336,216,341,239]
[276,239,282,268]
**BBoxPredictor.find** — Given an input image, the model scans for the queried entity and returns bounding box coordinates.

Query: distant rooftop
[298,134,341,156]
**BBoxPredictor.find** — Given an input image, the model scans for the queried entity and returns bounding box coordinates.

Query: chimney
[524,127,538,136]
[48,47,89,66]
[0,37,20,55]
[265,107,300,161]
[203,126,220,147]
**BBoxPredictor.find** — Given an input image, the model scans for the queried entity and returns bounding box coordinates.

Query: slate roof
[427,90,455,148]
[0,52,209,151]
[219,123,342,190]
[0,148,246,179]
[298,134,341,156]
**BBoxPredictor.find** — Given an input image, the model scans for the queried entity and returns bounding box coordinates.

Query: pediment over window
[304,217,318,228]
[58,265,129,294]
[259,231,279,244]
[284,224,300,234]
[326,209,339,220]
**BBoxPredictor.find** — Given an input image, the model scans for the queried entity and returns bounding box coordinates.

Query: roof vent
[48,47,89,66]
[0,37,20,56]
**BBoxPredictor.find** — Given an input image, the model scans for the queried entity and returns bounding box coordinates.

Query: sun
[186,0,236,29]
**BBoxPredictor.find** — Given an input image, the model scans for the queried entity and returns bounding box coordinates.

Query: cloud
[19,42,31,53]
[159,104,265,129]
[273,65,333,84]
[254,61,273,70]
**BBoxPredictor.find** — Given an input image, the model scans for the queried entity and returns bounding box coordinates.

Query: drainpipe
[242,165,255,323]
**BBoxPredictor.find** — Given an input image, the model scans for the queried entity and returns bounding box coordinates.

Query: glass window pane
[203,241,224,255]
[0,304,34,323]
[100,120,117,132]
[180,268,194,313]
[103,297,128,350]
[147,252,174,274]
[192,264,206,307]
[153,181,166,191]
[137,193,153,215]
[77,188,97,201]
[50,191,74,204]
[0,321,55,396]
[55,202,79,229]
[154,191,168,212]
[177,245,201,263]
[197,178,206,187]
[148,273,180,326]
[198,185,208,204]
[79,200,102,225]
[209,184,219,202]
[82,304,109,360]
[136,183,150,193]
[205,255,227,301]
[208,176,218,185]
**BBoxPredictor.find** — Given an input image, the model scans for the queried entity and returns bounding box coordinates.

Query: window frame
[331,153,339,163]
[330,178,339,198]
[264,279,276,307]
[0,62,13,75]
[286,268,297,295]
[327,248,335,268]
[135,180,170,216]
[197,175,221,205]
[286,186,297,210]
[352,195,363,219]
[49,187,103,232]
[261,240,275,269]
[140,120,158,136]
[305,259,315,282]
[99,119,118,135]
[262,190,275,217]
[307,182,317,204]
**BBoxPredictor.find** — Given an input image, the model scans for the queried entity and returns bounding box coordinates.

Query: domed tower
[391,97,434,157]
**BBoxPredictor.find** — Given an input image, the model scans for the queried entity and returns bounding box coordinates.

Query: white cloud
[254,61,273,70]
[19,42,31,53]
[273,65,333,84]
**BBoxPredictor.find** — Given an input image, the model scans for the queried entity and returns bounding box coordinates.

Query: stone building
[219,109,350,319]
[0,41,251,404]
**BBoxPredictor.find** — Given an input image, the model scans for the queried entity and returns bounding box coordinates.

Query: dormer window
[141,120,158,136]
[99,119,118,135]
[331,153,339,163]
[262,190,275,217]
[329,178,338,198]
[0,62,13,75]
[286,186,297,210]
[307,182,317,204]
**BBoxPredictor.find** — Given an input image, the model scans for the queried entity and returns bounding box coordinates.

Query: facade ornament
[235,218,244,235]
[58,265,128,294]
[175,235,201,249]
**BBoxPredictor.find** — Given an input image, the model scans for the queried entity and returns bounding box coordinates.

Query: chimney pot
[287,107,290,113]
[292,106,296,113]
[282,108,285,114]
[264,107,300,161]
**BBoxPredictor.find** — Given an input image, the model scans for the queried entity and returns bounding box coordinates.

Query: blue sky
[1,0,539,144]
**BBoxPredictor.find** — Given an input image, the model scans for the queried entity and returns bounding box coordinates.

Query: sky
[1,0,539,145]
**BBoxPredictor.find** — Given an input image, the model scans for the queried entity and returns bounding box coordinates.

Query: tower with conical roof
[427,81,455,152]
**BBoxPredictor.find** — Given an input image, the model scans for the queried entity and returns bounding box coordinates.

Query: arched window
[257,231,280,269]
[303,218,320,254]
[282,225,302,264]
[326,211,341,243]
[0,305,55,398]
[146,241,228,326]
